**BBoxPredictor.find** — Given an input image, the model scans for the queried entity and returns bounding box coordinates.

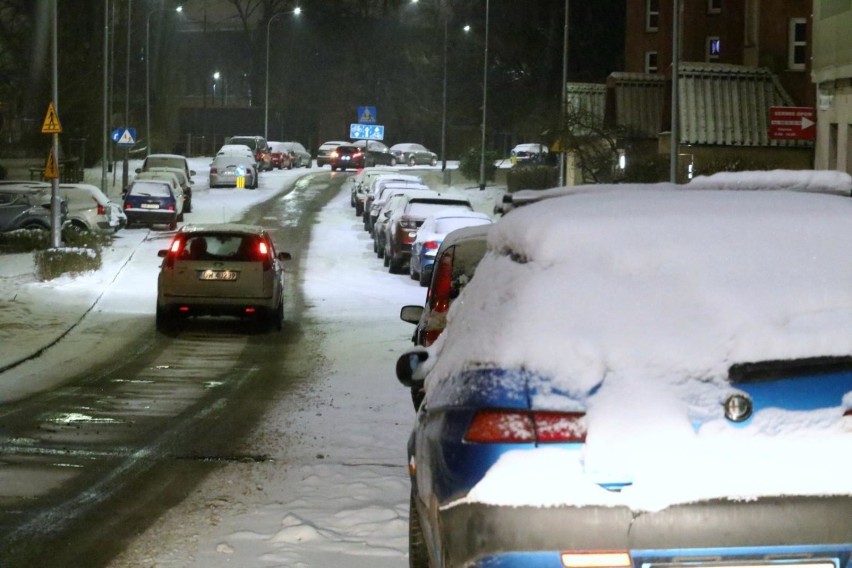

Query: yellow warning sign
[43,148,59,180]
[41,102,62,134]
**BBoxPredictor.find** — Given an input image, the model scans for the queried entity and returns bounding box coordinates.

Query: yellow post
[236,176,245,189]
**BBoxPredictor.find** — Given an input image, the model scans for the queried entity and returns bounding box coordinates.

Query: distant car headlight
[724,393,753,422]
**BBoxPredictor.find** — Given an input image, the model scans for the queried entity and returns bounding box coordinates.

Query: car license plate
[198,269,238,281]
[141,203,159,209]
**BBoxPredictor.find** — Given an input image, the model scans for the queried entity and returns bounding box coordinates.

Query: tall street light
[146,5,182,157]
[265,7,301,141]
[478,0,490,191]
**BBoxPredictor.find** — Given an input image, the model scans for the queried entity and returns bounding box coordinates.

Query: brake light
[421,328,442,347]
[164,237,184,268]
[258,241,269,256]
[258,240,272,271]
[429,248,454,313]
[465,410,587,444]
[210,167,218,174]
[96,199,105,215]
[424,241,439,250]
[167,204,175,212]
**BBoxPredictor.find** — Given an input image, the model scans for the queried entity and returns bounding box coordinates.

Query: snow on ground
[0,159,502,566]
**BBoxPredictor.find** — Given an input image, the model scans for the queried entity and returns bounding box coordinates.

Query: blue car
[122,179,184,230]
[408,209,492,286]
[396,186,852,568]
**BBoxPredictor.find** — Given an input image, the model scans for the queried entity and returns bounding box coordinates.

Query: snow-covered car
[390,142,438,167]
[280,141,311,168]
[397,186,852,568]
[408,209,492,286]
[365,174,429,233]
[0,183,64,232]
[133,170,189,214]
[510,142,548,164]
[209,154,258,189]
[156,224,292,331]
[225,136,272,171]
[135,153,196,183]
[142,166,194,213]
[59,182,126,233]
[267,142,293,170]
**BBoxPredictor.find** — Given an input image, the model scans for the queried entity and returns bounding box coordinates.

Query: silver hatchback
[156,224,291,331]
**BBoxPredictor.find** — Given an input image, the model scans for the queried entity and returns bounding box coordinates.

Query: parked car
[143,167,194,213]
[123,178,184,230]
[396,187,852,568]
[59,183,126,233]
[225,135,272,171]
[281,141,312,168]
[156,223,292,331]
[209,154,258,189]
[409,209,492,285]
[401,223,490,355]
[134,170,189,214]
[383,193,472,273]
[510,142,548,164]
[350,168,401,215]
[365,174,429,233]
[217,144,256,160]
[373,189,438,260]
[352,139,398,167]
[329,144,364,171]
[316,140,348,167]
[390,142,438,167]
[136,153,196,182]
[268,142,294,170]
[0,183,65,232]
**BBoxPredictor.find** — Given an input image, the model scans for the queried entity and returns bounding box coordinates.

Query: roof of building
[607,72,667,137]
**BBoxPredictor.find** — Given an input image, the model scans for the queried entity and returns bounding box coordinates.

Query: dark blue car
[396,186,852,568]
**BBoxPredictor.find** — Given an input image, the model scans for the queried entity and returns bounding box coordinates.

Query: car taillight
[354,152,363,158]
[421,328,442,347]
[124,203,131,210]
[429,248,454,313]
[210,167,218,174]
[464,410,587,444]
[424,241,439,250]
[258,241,272,270]
[164,237,184,268]
[168,204,175,211]
[94,198,105,215]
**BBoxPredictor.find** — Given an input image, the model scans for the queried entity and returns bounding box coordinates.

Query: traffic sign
[41,102,62,134]
[768,106,815,141]
[43,148,59,180]
[350,123,384,140]
[357,106,377,124]
[112,128,137,147]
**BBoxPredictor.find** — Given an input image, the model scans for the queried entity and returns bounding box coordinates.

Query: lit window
[708,0,722,14]
[646,0,659,32]
[707,37,720,61]
[645,51,658,74]
[788,18,807,70]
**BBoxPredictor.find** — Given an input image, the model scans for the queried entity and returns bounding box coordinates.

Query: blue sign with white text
[350,123,384,140]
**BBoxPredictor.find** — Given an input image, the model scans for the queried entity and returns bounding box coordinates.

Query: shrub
[507,164,558,193]
[458,146,501,183]
[0,229,51,253]
[34,246,102,281]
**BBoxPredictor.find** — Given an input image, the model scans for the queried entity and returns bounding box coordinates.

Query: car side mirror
[278,251,292,261]
[190,170,196,176]
[135,168,142,174]
[400,305,424,325]
[157,249,168,258]
[396,348,429,388]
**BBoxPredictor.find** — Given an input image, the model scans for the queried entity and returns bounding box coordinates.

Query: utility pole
[122,0,132,191]
[478,0,490,191]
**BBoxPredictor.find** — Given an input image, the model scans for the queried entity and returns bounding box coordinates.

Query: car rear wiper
[729,355,852,383]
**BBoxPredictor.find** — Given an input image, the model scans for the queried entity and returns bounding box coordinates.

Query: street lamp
[265,7,301,141]
[146,5,182,156]
[212,71,220,104]
[478,0,490,191]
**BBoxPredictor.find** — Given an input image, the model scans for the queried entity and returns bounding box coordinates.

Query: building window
[646,0,659,32]
[708,0,722,14]
[788,18,807,70]
[706,37,721,61]
[645,51,659,73]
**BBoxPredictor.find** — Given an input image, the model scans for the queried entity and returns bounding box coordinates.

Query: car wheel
[409,157,416,167]
[388,250,402,274]
[410,259,419,280]
[408,488,429,568]
[430,157,438,167]
[268,301,284,332]
[355,203,363,217]
[390,157,397,166]
[168,219,177,231]
[383,248,390,267]
[155,303,172,332]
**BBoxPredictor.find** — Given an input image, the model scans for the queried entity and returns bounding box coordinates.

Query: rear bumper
[437,497,852,568]
[158,294,277,316]
[125,209,176,226]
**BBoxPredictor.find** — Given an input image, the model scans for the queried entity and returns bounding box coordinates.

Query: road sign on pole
[357,106,377,124]
[43,148,59,180]
[113,128,137,148]
[41,102,62,134]
[768,106,815,141]
[350,123,384,140]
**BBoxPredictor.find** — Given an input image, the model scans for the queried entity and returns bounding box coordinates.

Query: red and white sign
[768,106,816,141]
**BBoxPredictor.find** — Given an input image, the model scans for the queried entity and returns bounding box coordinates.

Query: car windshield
[145,157,183,169]
[182,233,265,262]
[128,181,171,197]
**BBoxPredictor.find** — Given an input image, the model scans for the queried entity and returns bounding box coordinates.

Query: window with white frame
[788,18,807,70]
[706,36,720,61]
[645,51,659,74]
[646,0,659,32]
[708,0,722,14]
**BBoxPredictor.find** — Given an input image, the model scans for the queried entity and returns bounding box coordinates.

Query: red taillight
[422,328,442,347]
[430,248,454,313]
[96,199,105,215]
[167,204,175,211]
[354,151,363,159]
[124,203,131,210]
[210,167,218,174]
[164,237,184,268]
[844,408,852,417]
[424,241,439,250]
[465,410,587,444]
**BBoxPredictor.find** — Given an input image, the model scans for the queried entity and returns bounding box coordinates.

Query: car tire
[268,301,283,332]
[383,249,390,267]
[168,219,177,231]
[409,488,429,568]
[419,269,431,287]
[409,157,416,167]
[388,250,402,274]
[155,304,173,332]
[430,157,438,167]
[390,157,397,166]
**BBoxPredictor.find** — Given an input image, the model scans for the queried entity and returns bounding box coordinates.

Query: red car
[269,142,294,170]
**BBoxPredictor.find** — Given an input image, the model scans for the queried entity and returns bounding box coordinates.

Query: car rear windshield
[407,201,471,218]
[337,146,359,155]
[128,181,172,197]
[228,138,259,151]
[181,233,266,262]
[144,157,184,170]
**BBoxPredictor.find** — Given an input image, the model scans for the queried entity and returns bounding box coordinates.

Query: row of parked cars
[372,171,852,567]
[320,140,439,171]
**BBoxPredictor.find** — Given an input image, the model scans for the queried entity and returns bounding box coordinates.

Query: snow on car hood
[427,188,852,511]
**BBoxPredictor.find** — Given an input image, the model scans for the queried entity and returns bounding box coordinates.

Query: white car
[156,224,292,331]
[209,154,258,189]
[59,183,126,233]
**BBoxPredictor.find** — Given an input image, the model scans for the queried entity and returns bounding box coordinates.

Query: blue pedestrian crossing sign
[350,123,384,141]
[112,128,137,148]
[357,106,377,125]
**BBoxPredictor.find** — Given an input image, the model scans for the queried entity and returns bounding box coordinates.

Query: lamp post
[146,5,182,157]
[440,2,448,181]
[478,0,490,191]
[265,7,301,141]
[212,71,220,104]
